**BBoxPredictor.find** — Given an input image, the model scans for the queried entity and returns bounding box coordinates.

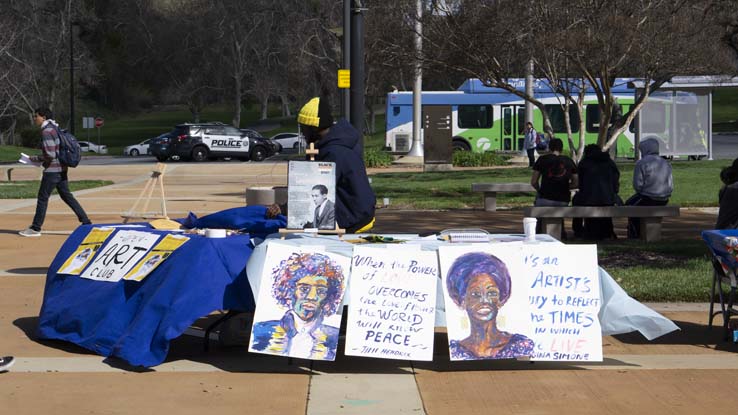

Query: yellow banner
[123,234,190,282]
[57,228,115,275]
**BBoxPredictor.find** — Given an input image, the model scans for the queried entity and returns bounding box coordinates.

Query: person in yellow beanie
[297,97,375,233]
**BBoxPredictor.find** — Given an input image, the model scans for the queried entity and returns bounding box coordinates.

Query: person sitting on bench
[625,138,673,238]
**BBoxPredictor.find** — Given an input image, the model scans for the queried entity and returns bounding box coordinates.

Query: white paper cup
[523,217,537,241]
[205,228,226,238]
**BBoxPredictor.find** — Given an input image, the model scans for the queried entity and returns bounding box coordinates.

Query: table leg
[203,310,240,352]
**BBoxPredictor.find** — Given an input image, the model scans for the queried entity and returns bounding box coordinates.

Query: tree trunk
[260,95,268,120]
[280,95,292,117]
[232,76,242,128]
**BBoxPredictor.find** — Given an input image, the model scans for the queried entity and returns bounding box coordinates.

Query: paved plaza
[0,161,736,414]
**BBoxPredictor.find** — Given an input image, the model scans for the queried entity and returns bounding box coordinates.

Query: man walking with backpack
[19,107,91,237]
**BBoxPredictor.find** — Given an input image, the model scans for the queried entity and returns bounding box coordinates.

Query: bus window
[586,105,600,132]
[544,105,580,133]
[503,107,512,135]
[393,106,401,117]
[458,105,493,129]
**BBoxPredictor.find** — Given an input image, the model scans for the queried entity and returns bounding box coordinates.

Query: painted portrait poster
[440,244,602,362]
[57,227,114,275]
[249,243,349,361]
[287,161,336,230]
[439,244,535,361]
[123,234,189,282]
[345,246,438,361]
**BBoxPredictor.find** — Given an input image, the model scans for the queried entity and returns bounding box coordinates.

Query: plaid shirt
[37,120,63,173]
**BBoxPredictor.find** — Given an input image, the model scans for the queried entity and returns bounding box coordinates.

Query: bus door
[501,105,526,151]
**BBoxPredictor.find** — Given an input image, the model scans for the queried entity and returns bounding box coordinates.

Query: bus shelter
[632,76,738,160]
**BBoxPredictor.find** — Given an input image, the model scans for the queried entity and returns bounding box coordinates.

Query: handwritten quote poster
[57,227,114,275]
[79,230,160,282]
[345,246,438,361]
[248,243,350,361]
[523,244,602,361]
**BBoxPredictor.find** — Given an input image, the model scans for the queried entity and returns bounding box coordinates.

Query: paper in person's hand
[18,153,40,166]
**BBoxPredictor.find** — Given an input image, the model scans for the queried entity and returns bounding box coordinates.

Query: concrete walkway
[0,162,734,415]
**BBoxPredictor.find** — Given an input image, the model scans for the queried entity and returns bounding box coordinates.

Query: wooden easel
[279,143,345,239]
[121,163,169,223]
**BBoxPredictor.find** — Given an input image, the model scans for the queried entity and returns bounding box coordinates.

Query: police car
[150,122,277,162]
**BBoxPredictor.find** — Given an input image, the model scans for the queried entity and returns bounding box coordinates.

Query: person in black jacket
[297,97,376,233]
[572,144,622,239]
[716,157,738,229]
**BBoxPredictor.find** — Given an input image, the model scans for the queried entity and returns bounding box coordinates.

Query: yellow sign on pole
[337,69,350,89]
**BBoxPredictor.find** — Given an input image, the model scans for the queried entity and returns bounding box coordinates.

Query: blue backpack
[51,124,82,167]
[535,132,549,151]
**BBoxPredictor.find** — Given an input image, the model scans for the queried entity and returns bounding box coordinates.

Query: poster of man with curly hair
[249,243,349,360]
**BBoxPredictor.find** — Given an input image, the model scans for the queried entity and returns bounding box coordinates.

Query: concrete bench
[472,183,535,211]
[522,205,681,242]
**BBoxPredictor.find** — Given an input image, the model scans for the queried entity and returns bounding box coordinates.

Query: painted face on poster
[439,244,536,361]
[248,243,349,361]
[345,246,438,361]
[79,230,160,282]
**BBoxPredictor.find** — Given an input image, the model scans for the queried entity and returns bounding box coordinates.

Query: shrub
[20,127,41,148]
[364,148,393,168]
[453,151,508,167]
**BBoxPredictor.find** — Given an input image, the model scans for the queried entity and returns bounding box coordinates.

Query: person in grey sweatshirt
[625,138,673,238]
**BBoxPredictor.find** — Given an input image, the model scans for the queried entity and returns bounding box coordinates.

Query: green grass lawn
[591,239,714,302]
[370,159,729,210]
[712,89,738,132]
[0,180,113,199]
[0,145,41,162]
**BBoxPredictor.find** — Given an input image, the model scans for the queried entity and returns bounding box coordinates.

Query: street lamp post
[69,18,75,135]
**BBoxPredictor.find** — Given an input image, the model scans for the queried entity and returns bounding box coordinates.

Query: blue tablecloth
[702,229,738,272]
[37,224,255,367]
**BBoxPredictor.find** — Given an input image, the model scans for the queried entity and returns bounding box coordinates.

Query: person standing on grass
[625,138,673,239]
[523,122,537,167]
[19,107,91,237]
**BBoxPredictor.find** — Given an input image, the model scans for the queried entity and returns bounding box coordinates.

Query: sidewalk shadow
[0,229,23,235]
[611,319,738,353]
[4,267,48,275]
[13,316,99,356]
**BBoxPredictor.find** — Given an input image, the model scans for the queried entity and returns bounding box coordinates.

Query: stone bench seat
[472,182,536,211]
[522,205,681,242]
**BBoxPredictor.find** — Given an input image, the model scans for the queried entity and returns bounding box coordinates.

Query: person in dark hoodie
[716,157,738,229]
[572,144,622,239]
[297,97,376,233]
[625,138,673,238]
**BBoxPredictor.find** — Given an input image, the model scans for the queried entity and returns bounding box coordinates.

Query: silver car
[124,138,152,156]
[269,132,306,150]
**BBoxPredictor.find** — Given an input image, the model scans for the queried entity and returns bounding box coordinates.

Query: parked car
[78,141,108,154]
[269,132,306,150]
[239,129,282,159]
[124,138,153,156]
[149,122,277,162]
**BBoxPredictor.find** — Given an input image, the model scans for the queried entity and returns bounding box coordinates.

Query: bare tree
[390,0,738,156]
